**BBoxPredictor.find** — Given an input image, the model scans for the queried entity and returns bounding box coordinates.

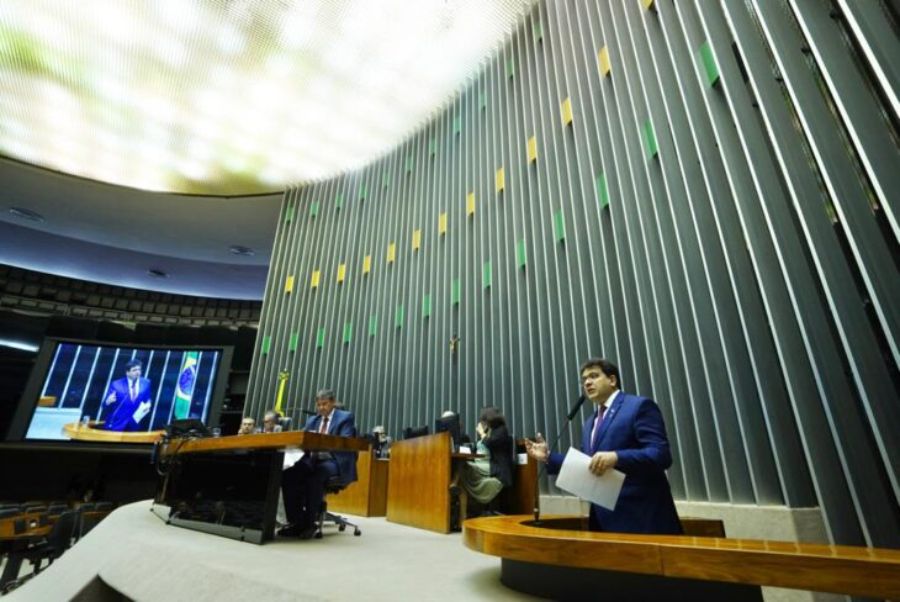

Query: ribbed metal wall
[246,0,900,548]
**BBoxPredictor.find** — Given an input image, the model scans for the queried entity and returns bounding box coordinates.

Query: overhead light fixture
[0,338,40,352]
[0,0,536,195]
[7,207,46,222]
[147,268,169,279]
[229,245,255,257]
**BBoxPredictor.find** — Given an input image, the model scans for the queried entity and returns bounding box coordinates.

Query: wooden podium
[327,449,389,517]
[152,432,368,544]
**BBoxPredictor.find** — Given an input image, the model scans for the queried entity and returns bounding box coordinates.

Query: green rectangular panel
[452,116,461,135]
[516,239,527,268]
[451,278,461,305]
[428,138,436,156]
[315,328,325,348]
[334,193,344,210]
[284,205,294,223]
[596,173,610,209]
[483,261,492,289]
[395,304,405,328]
[698,41,720,87]
[478,92,486,110]
[644,120,658,158]
[533,20,543,42]
[342,322,353,344]
[288,332,299,352]
[261,335,271,355]
[422,293,432,318]
[309,201,319,217]
[506,58,515,79]
[405,156,414,173]
[368,314,378,336]
[554,210,565,242]
[359,183,367,200]
[382,173,390,188]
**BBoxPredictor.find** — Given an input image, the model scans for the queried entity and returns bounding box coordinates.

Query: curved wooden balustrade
[463,515,900,599]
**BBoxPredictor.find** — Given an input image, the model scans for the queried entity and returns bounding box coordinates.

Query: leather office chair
[316,476,361,538]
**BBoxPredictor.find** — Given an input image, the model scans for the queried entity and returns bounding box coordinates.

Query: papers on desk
[283,448,305,470]
[555,447,625,510]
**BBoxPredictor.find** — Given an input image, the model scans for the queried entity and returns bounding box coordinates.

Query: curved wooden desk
[464,515,900,600]
[62,421,164,443]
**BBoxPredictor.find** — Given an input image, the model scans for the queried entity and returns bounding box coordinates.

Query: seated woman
[461,407,514,516]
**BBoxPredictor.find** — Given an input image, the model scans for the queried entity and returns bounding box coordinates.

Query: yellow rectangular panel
[561,97,573,125]
[310,270,320,288]
[362,254,372,274]
[438,212,448,235]
[284,275,295,293]
[387,242,396,263]
[598,46,611,77]
[495,167,505,193]
[642,0,655,9]
[412,229,422,250]
[336,263,346,283]
[527,136,538,162]
[466,192,476,216]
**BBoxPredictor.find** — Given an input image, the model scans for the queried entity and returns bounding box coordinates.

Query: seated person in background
[371,425,391,458]
[237,417,256,435]
[263,410,283,433]
[461,407,514,516]
[279,389,357,539]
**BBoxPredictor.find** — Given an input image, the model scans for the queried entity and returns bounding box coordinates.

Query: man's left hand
[589,451,618,476]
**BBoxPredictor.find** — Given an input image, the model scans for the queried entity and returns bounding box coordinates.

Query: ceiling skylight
[0,0,535,195]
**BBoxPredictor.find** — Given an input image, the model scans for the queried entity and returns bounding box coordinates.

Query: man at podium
[525,358,682,535]
[102,359,153,431]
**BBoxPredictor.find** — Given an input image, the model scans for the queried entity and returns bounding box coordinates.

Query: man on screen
[102,359,153,431]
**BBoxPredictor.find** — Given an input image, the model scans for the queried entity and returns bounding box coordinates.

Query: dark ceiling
[0,158,281,300]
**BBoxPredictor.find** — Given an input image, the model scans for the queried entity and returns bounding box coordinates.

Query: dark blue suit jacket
[304,409,358,484]
[548,392,682,534]
[103,377,153,432]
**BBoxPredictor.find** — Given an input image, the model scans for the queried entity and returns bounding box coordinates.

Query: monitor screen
[11,339,231,443]
[434,416,461,449]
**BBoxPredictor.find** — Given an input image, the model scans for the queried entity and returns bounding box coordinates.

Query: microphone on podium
[533,394,586,525]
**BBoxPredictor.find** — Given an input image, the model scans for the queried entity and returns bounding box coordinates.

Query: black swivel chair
[316,476,362,538]
[315,431,362,538]
[22,510,80,574]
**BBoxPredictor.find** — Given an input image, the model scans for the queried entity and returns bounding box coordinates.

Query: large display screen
[17,339,230,442]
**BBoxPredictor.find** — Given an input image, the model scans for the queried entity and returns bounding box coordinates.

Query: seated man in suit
[525,358,682,535]
[102,359,153,431]
[262,410,283,433]
[279,388,357,538]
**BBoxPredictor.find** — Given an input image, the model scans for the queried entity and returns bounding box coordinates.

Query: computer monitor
[402,425,429,440]
[434,415,461,449]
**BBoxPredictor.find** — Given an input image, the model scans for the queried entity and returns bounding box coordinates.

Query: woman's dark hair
[479,406,506,429]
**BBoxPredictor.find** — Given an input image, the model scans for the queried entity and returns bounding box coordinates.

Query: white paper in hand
[132,401,152,424]
[283,449,305,470]
[555,447,625,510]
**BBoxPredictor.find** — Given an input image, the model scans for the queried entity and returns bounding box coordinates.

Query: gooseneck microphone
[533,395,586,524]
[566,394,587,421]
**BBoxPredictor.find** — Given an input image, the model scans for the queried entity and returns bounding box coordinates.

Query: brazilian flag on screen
[174,352,199,419]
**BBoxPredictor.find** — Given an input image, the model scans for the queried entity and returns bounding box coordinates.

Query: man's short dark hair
[125,359,142,371]
[315,388,336,401]
[579,358,620,388]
